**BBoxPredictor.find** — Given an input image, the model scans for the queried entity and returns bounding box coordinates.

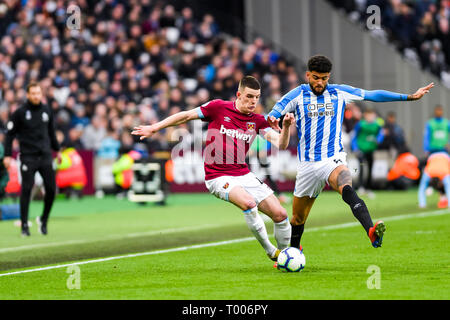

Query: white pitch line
[0,223,222,254]
[4,208,447,254]
[0,208,448,278]
[0,237,254,277]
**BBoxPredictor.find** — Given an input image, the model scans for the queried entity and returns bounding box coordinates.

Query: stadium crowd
[0,0,301,160]
[328,0,450,87]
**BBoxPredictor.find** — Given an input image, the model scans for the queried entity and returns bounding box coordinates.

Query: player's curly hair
[307,55,333,73]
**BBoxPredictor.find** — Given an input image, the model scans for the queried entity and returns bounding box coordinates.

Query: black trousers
[259,161,281,195]
[358,151,374,190]
[20,154,56,227]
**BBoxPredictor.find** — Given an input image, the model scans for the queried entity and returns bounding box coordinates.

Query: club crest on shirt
[222,182,229,190]
[224,116,231,122]
[246,122,256,132]
[26,110,31,120]
[42,112,49,122]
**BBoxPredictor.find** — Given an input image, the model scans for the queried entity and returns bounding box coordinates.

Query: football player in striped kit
[268,55,434,249]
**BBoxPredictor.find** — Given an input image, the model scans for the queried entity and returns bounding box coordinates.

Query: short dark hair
[26,82,40,92]
[387,111,396,117]
[307,55,333,73]
[238,76,260,91]
[364,107,376,114]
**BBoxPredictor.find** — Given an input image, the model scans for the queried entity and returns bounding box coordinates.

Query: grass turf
[0,190,448,299]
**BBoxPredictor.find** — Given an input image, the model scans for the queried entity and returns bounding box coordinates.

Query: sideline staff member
[3,82,60,236]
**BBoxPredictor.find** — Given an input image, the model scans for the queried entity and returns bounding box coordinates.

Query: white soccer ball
[277,247,305,272]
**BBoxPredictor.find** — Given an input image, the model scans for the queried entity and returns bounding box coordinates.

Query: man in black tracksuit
[3,83,60,236]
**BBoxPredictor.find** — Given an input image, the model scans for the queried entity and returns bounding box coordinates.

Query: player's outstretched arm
[131,108,200,140]
[264,113,295,149]
[363,82,434,102]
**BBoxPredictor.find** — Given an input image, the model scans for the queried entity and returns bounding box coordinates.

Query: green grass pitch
[0,190,448,300]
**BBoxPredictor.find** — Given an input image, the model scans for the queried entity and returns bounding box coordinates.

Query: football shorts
[205,172,274,204]
[294,152,348,198]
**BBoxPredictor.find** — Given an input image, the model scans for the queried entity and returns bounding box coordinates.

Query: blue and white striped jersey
[269,83,407,162]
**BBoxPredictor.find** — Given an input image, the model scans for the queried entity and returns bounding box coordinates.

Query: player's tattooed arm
[337,169,352,188]
[407,82,434,101]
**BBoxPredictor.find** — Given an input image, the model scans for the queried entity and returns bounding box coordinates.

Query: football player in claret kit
[268,55,434,251]
[132,76,295,261]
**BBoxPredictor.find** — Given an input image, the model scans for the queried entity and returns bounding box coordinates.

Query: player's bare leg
[228,186,279,259]
[328,165,385,248]
[290,196,316,250]
[258,194,291,250]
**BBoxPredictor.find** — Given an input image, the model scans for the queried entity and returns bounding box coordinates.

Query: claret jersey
[196,99,272,180]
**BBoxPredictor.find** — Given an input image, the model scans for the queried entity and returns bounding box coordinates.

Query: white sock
[243,206,277,257]
[273,218,291,250]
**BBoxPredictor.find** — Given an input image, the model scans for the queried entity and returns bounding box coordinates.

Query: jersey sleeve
[335,84,408,103]
[256,115,273,136]
[196,99,222,122]
[334,84,366,103]
[363,90,408,102]
[269,86,302,119]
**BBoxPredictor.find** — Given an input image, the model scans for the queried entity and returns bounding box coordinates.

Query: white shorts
[294,152,348,198]
[205,172,274,204]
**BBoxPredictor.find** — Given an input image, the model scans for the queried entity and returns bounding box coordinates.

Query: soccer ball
[277,247,305,272]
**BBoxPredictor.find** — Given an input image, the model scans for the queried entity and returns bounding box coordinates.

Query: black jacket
[4,100,60,158]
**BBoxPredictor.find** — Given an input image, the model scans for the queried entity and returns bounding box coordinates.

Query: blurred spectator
[328,0,450,86]
[160,5,176,28]
[112,150,142,198]
[0,141,8,199]
[67,126,85,150]
[81,115,107,151]
[0,0,300,161]
[418,151,450,208]
[97,129,121,159]
[351,108,384,193]
[71,104,90,129]
[378,111,407,153]
[55,142,87,200]
[263,75,283,114]
[343,102,362,133]
[423,104,450,155]
[387,151,420,190]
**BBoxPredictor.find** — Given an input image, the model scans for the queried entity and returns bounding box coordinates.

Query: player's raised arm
[131,108,200,140]
[264,113,295,149]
